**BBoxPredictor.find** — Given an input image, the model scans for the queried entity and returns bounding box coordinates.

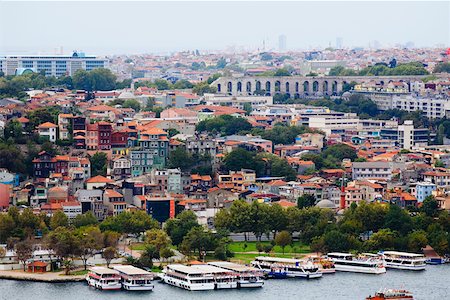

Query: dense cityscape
[1,1,450,299]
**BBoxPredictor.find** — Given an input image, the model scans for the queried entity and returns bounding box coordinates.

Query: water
[1,265,450,300]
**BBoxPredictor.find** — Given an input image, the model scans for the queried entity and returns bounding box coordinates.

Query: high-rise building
[336,37,343,49]
[0,51,109,77]
[278,34,287,51]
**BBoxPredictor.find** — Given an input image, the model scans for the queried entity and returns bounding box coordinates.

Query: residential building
[352,161,393,180]
[414,181,437,203]
[37,122,57,142]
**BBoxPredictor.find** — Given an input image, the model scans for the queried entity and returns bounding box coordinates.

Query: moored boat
[251,256,322,279]
[366,289,414,300]
[86,266,122,290]
[208,261,264,288]
[113,265,154,291]
[163,264,215,291]
[379,251,426,271]
[327,252,386,274]
[306,255,336,274]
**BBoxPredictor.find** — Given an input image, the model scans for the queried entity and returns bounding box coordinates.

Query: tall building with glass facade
[0,51,109,77]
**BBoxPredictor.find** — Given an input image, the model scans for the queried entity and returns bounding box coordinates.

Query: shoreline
[0,270,86,283]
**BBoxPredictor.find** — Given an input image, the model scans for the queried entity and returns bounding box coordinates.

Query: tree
[103,246,117,268]
[322,230,351,252]
[422,196,440,218]
[0,213,16,243]
[100,211,159,236]
[275,231,292,254]
[159,247,174,264]
[50,211,69,230]
[4,120,24,142]
[77,226,104,270]
[192,82,217,96]
[0,142,26,174]
[139,244,158,268]
[73,68,117,91]
[267,204,288,235]
[122,99,141,112]
[228,200,254,241]
[434,62,450,73]
[243,102,252,115]
[173,79,194,89]
[15,241,33,271]
[145,229,172,252]
[90,152,108,177]
[274,68,291,76]
[164,210,199,246]
[73,212,98,228]
[407,230,428,253]
[322,144,357,162]
[167,147,194,171]
[45,227,80,274]
[364,229,396,251]
[223,148,263,175]
[297,194,316,208]
[180,227,217,260]
[196,115,252,135]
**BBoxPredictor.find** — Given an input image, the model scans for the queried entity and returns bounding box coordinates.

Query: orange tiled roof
[86,175,114,183]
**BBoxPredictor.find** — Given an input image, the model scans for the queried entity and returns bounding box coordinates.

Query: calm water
[1,265,450,300]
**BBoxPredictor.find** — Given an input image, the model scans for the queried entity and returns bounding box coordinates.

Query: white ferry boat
[190,264,238,289]
[327,253,386,274]
[251,256,322,279]
[86,267,122,290]
[113,265,154,291]
[208,261,264,288]
[380,251,426,271]
[162,264,215,291]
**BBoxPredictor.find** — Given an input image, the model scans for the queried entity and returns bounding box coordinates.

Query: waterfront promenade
[0,269,86,282]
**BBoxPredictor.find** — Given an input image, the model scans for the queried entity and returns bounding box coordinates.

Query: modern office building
[0,51,109,77]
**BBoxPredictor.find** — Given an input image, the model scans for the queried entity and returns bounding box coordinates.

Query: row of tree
[329,62,429,76]
[0,69,131,99]
[214,197,450,256]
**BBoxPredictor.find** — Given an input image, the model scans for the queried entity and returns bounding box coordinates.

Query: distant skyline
[0,1,449,55]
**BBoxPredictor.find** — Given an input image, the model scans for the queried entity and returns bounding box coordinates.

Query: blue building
[415,182,436,203]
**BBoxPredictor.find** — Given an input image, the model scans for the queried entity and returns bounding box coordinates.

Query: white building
[37,122,57,142]
[0,51,109,77]
[352,161,393,180]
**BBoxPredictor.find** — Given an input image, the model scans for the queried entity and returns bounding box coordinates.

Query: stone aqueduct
[210,75,435,97]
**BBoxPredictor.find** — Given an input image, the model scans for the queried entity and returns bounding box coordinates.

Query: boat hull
[122,284,154,291]
[237,280,264,288]
[163,276,215,291]
[385,263,426,271]
[334,264,386,274]
[215,282,238,289]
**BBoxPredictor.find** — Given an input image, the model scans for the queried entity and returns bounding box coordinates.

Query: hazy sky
[1,1,449,55]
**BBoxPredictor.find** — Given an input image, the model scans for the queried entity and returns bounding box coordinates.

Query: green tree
[180,227,218,260]
[434,62,450,73]
[100,211,158,236]
[274,68,291,76]
[103,246,117,268]
[15,240,33,271]
[122,99,141,112]
[421,196,440,218]
[297,194,316,208]
[139,244,159,268]
[173,79,194,89]
[275,230,292,254]
[73,212,98,228]
[50,211,69,230]
[76,226,104,270]
[90,152,108,177]
[407,230,428,253]
[167,147,194,171]
[164,210,200,246]
[192,82,217,95]
[45,227,80,274]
